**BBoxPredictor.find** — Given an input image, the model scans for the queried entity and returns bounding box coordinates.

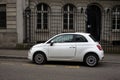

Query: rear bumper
[99,51,104,61]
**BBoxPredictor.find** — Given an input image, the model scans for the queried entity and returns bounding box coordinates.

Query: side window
[51,34,74,43]
[74,35,88,42]
[112,5,120,30]
[63,4,76,30]
[0,4,6,29]
[37,3,49,30]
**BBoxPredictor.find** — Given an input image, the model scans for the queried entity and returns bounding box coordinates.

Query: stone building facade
[0,0,120,48]
[0,0,17,48]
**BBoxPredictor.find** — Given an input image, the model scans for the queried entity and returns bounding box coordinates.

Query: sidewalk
[0,49,28,59]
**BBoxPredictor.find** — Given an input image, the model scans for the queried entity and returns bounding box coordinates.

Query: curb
[0,55,27,59]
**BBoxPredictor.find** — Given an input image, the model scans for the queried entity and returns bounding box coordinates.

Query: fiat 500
[28,33,104,67]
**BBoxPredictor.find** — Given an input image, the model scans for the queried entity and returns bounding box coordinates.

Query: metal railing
[24,9,120,53]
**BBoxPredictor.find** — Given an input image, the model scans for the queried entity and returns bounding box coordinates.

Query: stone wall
[0,32,17,48]
[0,0,17,48]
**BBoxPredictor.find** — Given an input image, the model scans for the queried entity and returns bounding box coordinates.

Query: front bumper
[28,50,33,61]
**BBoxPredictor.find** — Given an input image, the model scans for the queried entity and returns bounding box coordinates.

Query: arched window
[112,5,120,30]
[0,4,6,29]
[37,3,49,30]
[63,4,76,30]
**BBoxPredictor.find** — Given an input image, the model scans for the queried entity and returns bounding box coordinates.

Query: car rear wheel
[84,54,99,67]
[33,53,46,65]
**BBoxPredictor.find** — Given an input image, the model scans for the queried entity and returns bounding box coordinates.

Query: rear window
[89,35,97,42]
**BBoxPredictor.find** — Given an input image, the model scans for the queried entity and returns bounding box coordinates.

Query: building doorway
[86,4,102,41]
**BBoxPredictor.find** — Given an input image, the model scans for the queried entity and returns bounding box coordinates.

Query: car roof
[45,32,92,43]
[60,32,90,36]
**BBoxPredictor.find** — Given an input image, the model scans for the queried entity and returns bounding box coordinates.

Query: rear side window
[74,35,88,42]
[89,35,97,42]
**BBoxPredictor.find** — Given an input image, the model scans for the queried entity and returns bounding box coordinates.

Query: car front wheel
[84,54,99,67]
[33,53,46,65]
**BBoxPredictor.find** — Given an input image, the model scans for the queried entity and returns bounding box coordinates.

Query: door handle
[69,47,76,48]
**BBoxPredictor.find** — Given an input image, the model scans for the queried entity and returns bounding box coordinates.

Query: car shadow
[27,61,105,67]
[46,61,84,66]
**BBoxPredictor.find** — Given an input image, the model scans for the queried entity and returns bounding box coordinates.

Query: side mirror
[50,41,54,46]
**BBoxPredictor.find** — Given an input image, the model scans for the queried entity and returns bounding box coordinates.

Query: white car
[28,33,104,67]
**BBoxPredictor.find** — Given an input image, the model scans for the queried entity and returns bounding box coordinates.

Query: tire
[84,54,99,67]
[33,53,46,65]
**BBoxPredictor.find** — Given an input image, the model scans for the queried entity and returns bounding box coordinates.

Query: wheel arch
[83,52,99,62]
[33,51,47,61]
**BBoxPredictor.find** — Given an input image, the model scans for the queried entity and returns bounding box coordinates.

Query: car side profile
[28,32,104,67]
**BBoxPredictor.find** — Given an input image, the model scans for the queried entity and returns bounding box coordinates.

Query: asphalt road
[0,57,120,80]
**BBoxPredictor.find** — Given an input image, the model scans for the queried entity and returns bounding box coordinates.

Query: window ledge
[36,29,49,33]
[0,29,16,33]
[112,29,120,32]
[62,30,75,32]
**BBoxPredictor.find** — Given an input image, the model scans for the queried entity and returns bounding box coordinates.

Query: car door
[74,34,88,56]
[48,34,76,59]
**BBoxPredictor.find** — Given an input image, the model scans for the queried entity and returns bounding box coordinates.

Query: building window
[112,5,120,30]
[63,4,76,30]
[0,4,6,29]
[37,3,49,30]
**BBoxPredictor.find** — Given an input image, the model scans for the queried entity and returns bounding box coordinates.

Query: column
[16,0,25,43]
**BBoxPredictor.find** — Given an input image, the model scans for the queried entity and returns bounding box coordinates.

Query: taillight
[97,45,103,50]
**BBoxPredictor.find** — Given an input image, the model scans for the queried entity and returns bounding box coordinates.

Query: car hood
[32,43,45,48]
